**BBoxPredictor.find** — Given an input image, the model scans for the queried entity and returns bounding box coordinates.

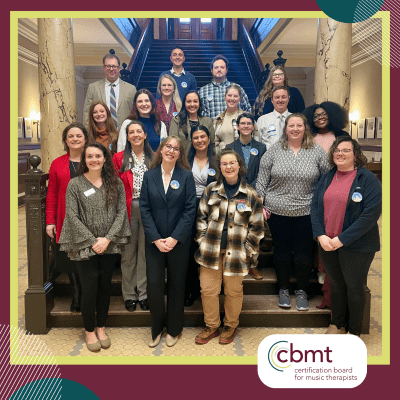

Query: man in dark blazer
[226,112,267,280]
[83,53,136,129]
[139,145,197,346]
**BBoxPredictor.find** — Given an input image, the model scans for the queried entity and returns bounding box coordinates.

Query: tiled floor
[17,206,383,358]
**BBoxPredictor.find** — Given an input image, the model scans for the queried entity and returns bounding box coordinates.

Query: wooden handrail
[127,19,154,87]
[238,18,265,93]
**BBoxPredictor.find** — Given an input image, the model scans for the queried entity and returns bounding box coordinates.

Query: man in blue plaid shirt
[199,55,252,120]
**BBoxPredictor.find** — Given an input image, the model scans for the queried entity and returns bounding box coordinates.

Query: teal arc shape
[9,378,100,400]
[316,0,385,23]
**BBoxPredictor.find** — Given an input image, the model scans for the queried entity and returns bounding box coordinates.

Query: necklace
[69,160,77,175]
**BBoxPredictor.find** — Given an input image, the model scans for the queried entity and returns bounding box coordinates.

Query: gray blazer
[83,79,137,129]
[169,115,215,155]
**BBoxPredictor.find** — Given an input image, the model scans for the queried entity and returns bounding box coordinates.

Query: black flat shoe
[125,300,138,312]
[139,299,149,311]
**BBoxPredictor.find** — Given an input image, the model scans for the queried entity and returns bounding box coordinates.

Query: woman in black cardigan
[311,136,381,336]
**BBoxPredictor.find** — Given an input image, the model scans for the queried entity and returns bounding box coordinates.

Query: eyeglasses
[239,122,254,126]
[313,111,328,120]
[165,144,180,153]
[104,65,120,70]
[220,161,238,168]
[272,73,284,78]
[333,149,353,154]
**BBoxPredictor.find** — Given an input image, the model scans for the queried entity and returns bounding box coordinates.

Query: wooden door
[174,18,217,40]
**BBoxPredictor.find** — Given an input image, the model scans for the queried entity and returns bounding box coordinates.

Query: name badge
[352,192,362,202]
[250,148,258,156]
[173,112,178,117]
[181,81,188,88]
[170,180,180,189]
[268,124,276,132]
[84,188,96,197]
[237,202,246,212]
[208,168,216,177]
[207,95,213,101]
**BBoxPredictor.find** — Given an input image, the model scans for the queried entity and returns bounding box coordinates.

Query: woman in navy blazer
[140,136,197,347]
[225,113,266,189]
[311,137,381,336]
[184,125,216,307]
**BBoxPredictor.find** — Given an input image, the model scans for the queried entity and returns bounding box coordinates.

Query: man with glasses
[83,53,136,129]
[257,86,291,150]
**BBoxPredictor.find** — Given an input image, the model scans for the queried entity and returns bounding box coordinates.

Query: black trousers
[268,213,314,291]
[185,197,201,300]
[76,254,119,332]
[145,239,190,340]
[319,248,375,335]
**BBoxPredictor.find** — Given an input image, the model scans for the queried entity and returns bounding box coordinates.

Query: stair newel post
[22,155,53,334]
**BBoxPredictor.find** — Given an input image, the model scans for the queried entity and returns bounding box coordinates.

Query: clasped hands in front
[318,235,343,252]
[92,237,111,254]
[154,237,178,253]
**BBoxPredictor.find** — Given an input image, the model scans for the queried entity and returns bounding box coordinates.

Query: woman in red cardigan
[113,120,154,312]
[46,122,89,311]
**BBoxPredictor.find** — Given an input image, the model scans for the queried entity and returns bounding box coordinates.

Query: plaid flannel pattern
[195,179,264,276]
[199,80,252,120]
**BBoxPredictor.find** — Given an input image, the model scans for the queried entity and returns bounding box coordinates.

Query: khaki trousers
[200,251,244,329]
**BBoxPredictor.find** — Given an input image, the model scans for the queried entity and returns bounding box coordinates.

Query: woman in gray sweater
[59,142,131,352]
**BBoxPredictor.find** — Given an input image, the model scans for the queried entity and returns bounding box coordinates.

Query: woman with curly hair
[253,66,305,120]
[87,101,119,155]
[117,89,167,152]
[302,101,350,153]
[59,142,131,352]
[311,136,381,335]
[169,90,214,155]
[156,74,182,133]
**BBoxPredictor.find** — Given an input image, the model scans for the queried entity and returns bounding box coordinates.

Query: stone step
[49,295,331,328]
[52,261,324,297]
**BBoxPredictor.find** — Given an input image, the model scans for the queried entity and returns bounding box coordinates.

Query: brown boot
[219,326,237,344]
[325,324,346,334]
[195,327,219,344]
[249,267,263,280]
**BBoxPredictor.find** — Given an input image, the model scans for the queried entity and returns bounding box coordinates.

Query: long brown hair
[253,66,289,117]
[127,89,162,135]
[87,100,119,145]
[280,113,315,150]
[149,136,191,171]
[77,142,120,207]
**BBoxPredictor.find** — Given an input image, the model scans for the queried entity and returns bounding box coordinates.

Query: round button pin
[250,148,258,156]
[208,168,216,176]
[170,180,180,190]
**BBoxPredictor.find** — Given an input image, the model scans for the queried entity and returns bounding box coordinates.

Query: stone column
[314,19,352,110]
[38,18,77,172]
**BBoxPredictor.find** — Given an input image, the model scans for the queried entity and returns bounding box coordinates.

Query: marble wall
[37,18,77,172]
[314,19,352,109]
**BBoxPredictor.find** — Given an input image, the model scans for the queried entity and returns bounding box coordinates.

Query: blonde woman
[156,74,182,133]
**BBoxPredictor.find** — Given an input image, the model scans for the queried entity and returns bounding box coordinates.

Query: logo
[268,341,333,372]
[258,334,367,388]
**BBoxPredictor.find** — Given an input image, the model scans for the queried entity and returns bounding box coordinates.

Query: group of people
[45,48,382,352]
